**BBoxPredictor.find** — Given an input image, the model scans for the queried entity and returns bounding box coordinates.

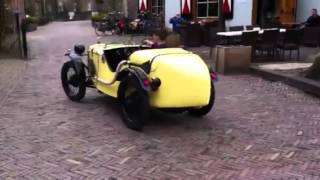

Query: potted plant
[25,15,39,32]
[91,12,107,26]
[305,55,320,80]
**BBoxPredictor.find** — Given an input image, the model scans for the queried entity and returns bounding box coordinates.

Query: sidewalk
[0,59,27,106]
[251,62,320,97]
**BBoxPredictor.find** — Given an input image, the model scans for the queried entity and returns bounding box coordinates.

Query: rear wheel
[118,76,149,131]
[61,61,86,101]
[95,24,106,36]
[189,82,215,116]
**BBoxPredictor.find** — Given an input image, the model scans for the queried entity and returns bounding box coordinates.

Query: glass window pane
[198,4,207,17]
[159,7,163,14]
[208,2,219,16]
[152,7,157,14]
[158,0,163,6]
[152,0,157,6]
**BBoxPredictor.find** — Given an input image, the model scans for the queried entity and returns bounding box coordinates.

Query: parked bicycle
[126,12,157,34]
[94,11,125,36]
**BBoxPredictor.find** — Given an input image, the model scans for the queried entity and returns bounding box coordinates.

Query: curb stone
[250,66,320,97]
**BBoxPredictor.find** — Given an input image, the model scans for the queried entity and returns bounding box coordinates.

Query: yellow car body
[88,44,211,108]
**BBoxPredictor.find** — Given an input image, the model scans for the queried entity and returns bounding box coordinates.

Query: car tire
[61,61,86,102]
[118,76,150,131]
[189,82,215,116]
[95,26,105,36]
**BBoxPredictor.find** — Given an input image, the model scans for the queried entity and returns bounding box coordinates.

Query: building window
[197,0,219,18]
[151,0,164,15]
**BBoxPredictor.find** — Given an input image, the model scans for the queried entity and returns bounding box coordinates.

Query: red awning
[181,0,191,15]
[139,0,147,11]
[223,0,232,15]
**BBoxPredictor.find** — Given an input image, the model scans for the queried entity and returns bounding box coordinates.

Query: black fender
[64,59,86,77]
[65,52,87,75]
[117,67,151,94]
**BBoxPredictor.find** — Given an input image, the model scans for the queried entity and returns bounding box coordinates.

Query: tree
[0,0,5,47]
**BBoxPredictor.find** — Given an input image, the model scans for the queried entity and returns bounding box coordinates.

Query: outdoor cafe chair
[255,29,280,58]
[208,27,228,57]
[227,26,244,44]
[202,21,219,46]
[229,26,244,31]
[180,23,203,47]
[301,27,320,47]
[240,31,259,61]
[240,31,259,46]
[277,29,302,61]
[246,25,260,30]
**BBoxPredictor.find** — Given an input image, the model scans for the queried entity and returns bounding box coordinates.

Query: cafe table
[216,28,287,44]
[217,28,287,37]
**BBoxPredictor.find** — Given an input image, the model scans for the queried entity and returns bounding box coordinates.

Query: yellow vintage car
[61,43,217,131]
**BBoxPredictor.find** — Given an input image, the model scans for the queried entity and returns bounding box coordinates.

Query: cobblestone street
[0,21,320,179]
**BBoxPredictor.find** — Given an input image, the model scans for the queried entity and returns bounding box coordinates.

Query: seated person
[169,14,186,33]
[305,9,320,27]
[143,29,167,48]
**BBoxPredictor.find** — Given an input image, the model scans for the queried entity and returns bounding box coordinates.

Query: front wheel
[118,76,150,131]
[95,25,105,36]
[61,61,86,101]
[189,82,215,116]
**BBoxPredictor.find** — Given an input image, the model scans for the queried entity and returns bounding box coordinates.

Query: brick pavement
[0,21,320,179]
[0,59,27,107]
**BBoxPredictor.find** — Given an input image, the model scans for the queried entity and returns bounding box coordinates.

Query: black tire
[95,25,105,36]
[61,61,86,101]
[189,82,215,116]
[118,76,150,131]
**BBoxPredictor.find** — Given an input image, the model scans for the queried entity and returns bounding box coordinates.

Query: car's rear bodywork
[88,44,211,108]
[130,48,211,108]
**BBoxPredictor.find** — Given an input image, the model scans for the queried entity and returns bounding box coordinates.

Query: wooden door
[278,0,297,23]
[252,0,258,25]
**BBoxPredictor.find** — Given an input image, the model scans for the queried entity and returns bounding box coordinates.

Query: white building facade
[136,0,319,29]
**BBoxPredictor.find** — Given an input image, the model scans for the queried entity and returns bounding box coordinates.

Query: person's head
[145,31,153,40]
[152,29,167,42]
[312,9,318,16]
[176,13,181,18]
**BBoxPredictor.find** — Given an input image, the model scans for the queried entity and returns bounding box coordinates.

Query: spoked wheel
[95,26,106,36]
[61,61,86,101]
[189,82,215,116]
[118,77,150,131]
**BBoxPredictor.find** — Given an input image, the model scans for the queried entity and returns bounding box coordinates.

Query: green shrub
[38,17,49,26]
[305,56,320,80]
[91,12,107,22]
[26,16,39,24]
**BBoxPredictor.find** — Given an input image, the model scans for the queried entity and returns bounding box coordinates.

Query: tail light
[210,72,218,82]
[143,78,161,91]
[143,79,150,86]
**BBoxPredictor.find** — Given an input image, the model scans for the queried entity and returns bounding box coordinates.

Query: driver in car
[143,29,167,48]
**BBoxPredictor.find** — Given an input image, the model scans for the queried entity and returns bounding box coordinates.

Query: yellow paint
[88,44,211,108]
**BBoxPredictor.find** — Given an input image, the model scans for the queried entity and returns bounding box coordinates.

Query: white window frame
[151,0,164,15]
[197,0,219,18]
